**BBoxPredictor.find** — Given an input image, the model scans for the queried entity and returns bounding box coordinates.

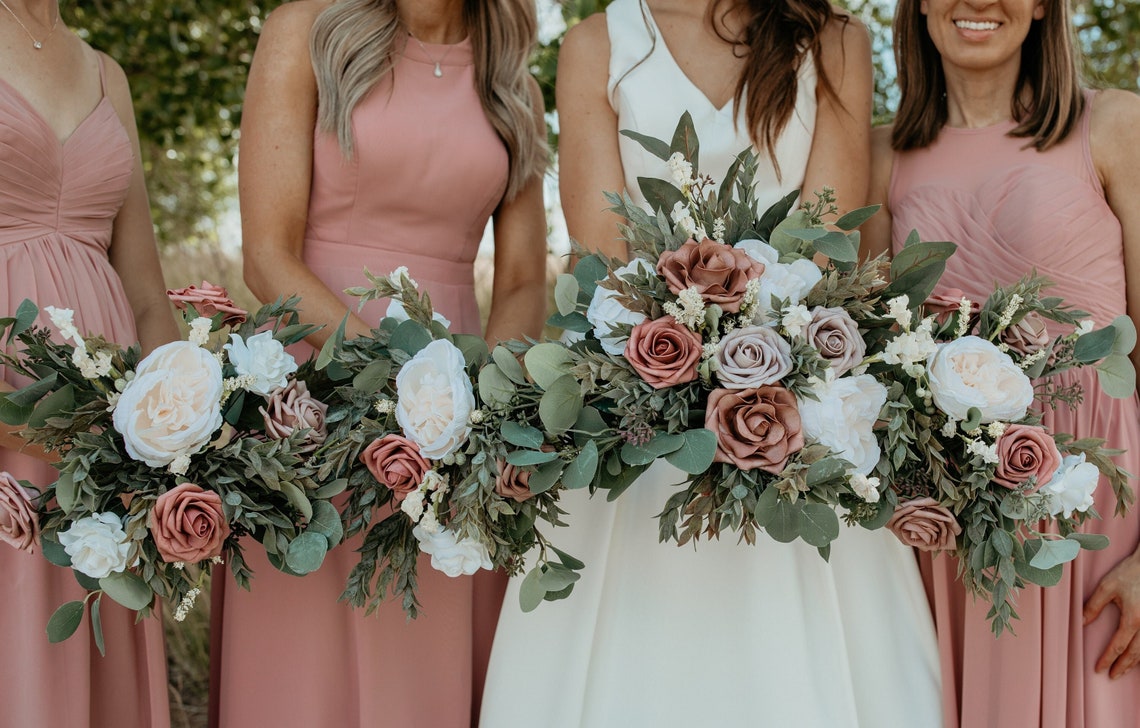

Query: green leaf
[1097,354,1136,399]
[74,570,101,592]
[352,359,391,394]
[620,442,656,466]
[1028,538,1081,570]
[1110,314,1137,356]
[519,566,546,612]
[539,376,582,436]
[505,449,559,466]
[389,319,432,356]
[453,334,489,366]
[478,364,516,408]
[8,299,38,342]
[524,343,575,390]
[835,204,881,231]
[551,546,586,571]
[554,275,580,317]
[47,601,85,643]
[769,210,813,256]
[1074,327,1116,363]
[492,347,528,385]
[0,393,33,426]
[547,312,592,334]
[537,564,581,591]
[1017,540,1064,587]
[285,532,329,575]
[573,406,608,436]
[663,429,718,474]
[5,373,59,408]
[621,433,684,466]
[668,111,700,171]
[313,478,349,499]
[800,504,841,548]
[1067,532,1110,551]
[528,460,564,495]
[755,190,801,240]
[884,240,957,304]
[281,481,313,523]
[501,421,544,449]
[562,439,599,490]
[637,177,686,216]
[91,595,105,657]
[55,470,78,515]
[572,256,609,299]
[27,383,75,429]
[811,231,859,263]
[315,315,348,370]
[41,535,71,567]
[806,458,846,487]
[618,128,671,161]
[601,463,650,501]
[307,500,344,547]
[765,499,803,543]
[753,486,780,526]
[961,407,983,433]
[99,570,153,610]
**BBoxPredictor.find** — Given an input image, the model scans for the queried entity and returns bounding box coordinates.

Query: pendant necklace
[408,31,455,78]
[0,0,59,50]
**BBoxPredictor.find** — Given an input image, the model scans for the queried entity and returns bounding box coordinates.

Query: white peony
[1040,454,1099,518]
[926,336,1034,423]
[413,526,493,577]
[850,473,881,503]
[395,339,475,459]
[585,258,654,355]
[224,331,298,396]
[385,300,451,329]
[112,341,225,467]
[734,240,823,322]
[58,512,132,579]
[797,374,888,476]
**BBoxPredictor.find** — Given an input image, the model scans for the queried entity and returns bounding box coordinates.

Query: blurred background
[56,1,1139,725]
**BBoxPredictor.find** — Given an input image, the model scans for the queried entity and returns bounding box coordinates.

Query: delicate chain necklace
[0,0,59,50]
[407,30,455,79]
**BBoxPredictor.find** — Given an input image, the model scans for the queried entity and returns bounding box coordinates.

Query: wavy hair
[892,0,1085,151]
[310,0,545,199]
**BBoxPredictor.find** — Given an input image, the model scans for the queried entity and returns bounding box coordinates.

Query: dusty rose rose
[1000,311,1052,357]
[625,316,703,389]
[887,497,962,552]
[495,461,537,502]
[0,471,39,553]
[656,238,765,313]
[705,385,804,473]
[925,288,981,327]
[805,306,866,375]
[259,380,329,453]
[149,483,229,563]
[361,435,429,501]
[993,425,1062,490]
[716,326,793,389]
[167,281,248,326]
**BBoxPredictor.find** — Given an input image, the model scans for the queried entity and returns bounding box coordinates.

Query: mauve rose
[715,326,793,389]
[657,238,765,313]
[706,385,804,473]
[805,307,866,375]
[260,380,329,453]
[167,281,248,326]
[149,483,230,563]
[495,461,537,502]
[925,288,980,326]
[993,425,1062,490]
[625,316,703,389]
[1001,311,1052,356]
[361,435,430,501]
[887,498,962,552]
[0,471,38,553]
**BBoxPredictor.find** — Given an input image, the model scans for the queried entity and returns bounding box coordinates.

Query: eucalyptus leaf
[313,478,349,499]
[501,421,545,449]
[505,449,560,467]
[5,373,58,408]
[769,210,813,256]
[519,566,546,612]
[554,275,580,317]
[27,383,75,429]
[961,407,984,433]
[1074,327,1116,363]
[525,344,575,390]
[315,315,348,370]
[91,595,105,656]
[811,231,859,263]
[74,570,101,592]
[1097,354,1137,399]
[285,532,329,575]
[663,429,717,474]
[765,499,803,543]
[547,312,592,334]
[601,463,650,501]
[538,376,582,436]
[55,470,78,515]
[573,406,609,436]
[1016,540,1064,587]
[806,458,846,487]
[528,460,564,495]
[389,319,433,356]
[637,177,686,216]
[1067,532,1110,551]
[47,601,85,643]
[799,504,840,548]
[0,394,33,426]
[308,500,344,547]
[753,486,780,526]
[280,481,313,523]
[537,564,581,591]
[492,347,528,385]
[478,364,516,408]
[572,255,609,299]
[619,128,671,161]
[100,570,153,610]
[1028,538,1081,570]
[835,204,881,231]
[1110,314,1137,356]
[551,546,586,571]
[9,298,38,341]
[884,240,957,303]
[451,333,489,366]
[41,535,72,567]
[563,439,599,490]
[352,359,392,394]
[668,111,700,170]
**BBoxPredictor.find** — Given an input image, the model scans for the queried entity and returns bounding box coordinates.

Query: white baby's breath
[188,317,213,346]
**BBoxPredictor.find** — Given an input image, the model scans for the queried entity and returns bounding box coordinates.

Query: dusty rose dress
[890,91,1140,727]
[0,57,170,727]
[209,37,509,727]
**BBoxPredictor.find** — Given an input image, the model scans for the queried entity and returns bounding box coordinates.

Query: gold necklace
[0,0,59,50]
[407,31,455,78]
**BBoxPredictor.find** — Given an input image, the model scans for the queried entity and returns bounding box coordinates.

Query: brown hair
[892,0,1085,152]
[310,0,545,199]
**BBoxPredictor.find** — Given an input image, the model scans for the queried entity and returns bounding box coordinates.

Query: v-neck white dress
[480,3,942,726]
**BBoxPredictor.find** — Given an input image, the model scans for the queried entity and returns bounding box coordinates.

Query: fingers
[1084,580,1115,625]
[1109,632,1140,679]
[1096,609,1139,674]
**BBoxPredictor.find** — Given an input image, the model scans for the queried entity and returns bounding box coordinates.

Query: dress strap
[605,0,656,108]
[1077,88,1104,198]
[94,51,108,98]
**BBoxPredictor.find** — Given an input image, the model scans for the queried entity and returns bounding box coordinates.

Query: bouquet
[0,283,341,648]
[872,274,1135,633]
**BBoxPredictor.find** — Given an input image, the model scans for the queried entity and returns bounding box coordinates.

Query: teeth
[955,20,1000,30]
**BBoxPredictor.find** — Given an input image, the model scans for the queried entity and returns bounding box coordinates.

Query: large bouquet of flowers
[0,284,340,648]
[871,275,1135,633]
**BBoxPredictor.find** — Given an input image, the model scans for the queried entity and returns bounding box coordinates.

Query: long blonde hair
[310,0,545,199]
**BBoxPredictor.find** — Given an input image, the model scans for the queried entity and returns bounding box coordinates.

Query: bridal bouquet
[0,284,339,649]
[871,273,1135,633]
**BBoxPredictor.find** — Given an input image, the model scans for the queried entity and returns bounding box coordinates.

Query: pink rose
[360,435,429,501]
[167,281,248,326]
[715,326,793,389]
[705,385,804,473]
[495,461,536,502]
[625,316,703,389]
[925,288,980,327]
[149,483,230,563]
[805,306,866,376]
[260,380,329,453]
[1000,312,1052,357]
[887,497,962,552]
[657,238,765,313]
[0,471,39,553]
[993,425,1062,490]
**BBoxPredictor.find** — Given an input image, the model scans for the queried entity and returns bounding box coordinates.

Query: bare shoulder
[556,13,611,100]
[262,0,331,37]
[820,7,871,53]
[869,124,895,197]
[560,13,610,65]
[1090,88,1140,180]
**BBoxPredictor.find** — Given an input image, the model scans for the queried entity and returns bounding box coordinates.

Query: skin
[240,0,548,349]
[865,0,1140,680]
[556,0,873,259]
[0,0,178,460]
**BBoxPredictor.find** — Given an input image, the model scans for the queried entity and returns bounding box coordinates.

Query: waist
[302,236,475,287]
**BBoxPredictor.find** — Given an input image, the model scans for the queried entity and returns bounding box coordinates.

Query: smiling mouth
[954,19,1001,31]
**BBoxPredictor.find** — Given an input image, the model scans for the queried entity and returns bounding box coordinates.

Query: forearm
[484,279,548,346]
[132,297,180,355]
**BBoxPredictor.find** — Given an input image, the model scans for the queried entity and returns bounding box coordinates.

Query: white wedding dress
[480,2,942,726]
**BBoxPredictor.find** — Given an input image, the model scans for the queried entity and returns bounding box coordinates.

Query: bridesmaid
[207,0,547,726]
[0,0,177,725]
[866,0,1140,725]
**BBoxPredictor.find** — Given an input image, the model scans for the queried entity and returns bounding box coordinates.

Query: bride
[480,1,943,726]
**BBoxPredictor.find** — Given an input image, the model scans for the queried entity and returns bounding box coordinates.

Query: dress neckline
[640,2,735,115]
[0,59,111,148]
[399,34,474,69]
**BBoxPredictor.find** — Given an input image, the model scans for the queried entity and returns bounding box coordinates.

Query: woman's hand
[1085,549,1140,678]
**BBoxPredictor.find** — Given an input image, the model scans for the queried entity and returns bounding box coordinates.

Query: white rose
[413,526,493,577]
[58,513,132,579]
[735,240,823,321]
[385,300,451,329]
[926,336,1034,423]
[395,339,475,459]
[850,473,881,503]
[1040,454,1099,518]
[112,341,224,467]
[585,258,653,355]
[224,331,298,396]
[797,374,888,476]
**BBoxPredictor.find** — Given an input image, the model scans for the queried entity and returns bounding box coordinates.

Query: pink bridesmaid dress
[0,56,170,727]
[890,90,1140,728]
[209,37,509,727]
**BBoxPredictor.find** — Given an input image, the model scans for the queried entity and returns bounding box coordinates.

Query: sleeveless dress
[0,56,170,728]
[890,91,1140,728]
[478,3,942,726]
[208,37,510,728]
